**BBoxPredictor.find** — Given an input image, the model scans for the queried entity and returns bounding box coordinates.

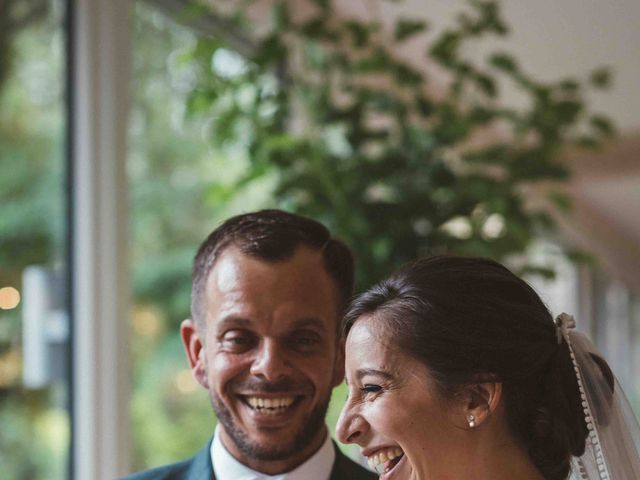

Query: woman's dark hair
[344,255,588,480]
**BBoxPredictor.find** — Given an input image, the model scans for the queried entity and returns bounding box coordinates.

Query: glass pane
[128,2,275,470]
[0,1,69,479]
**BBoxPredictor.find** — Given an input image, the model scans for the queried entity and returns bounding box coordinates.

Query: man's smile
[242,395,299,414]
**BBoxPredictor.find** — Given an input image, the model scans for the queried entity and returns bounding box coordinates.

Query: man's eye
[221,330,256,351]
[360,384,382,393]
[289,331,321,348]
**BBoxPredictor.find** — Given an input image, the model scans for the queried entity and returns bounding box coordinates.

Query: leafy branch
[184,0,614,287]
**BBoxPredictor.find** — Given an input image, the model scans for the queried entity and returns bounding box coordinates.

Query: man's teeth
[246,396,295,412]
[367,447,404,472]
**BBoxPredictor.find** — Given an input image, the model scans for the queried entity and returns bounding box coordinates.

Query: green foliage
[0,0,50,92]
[0,2,67,479]
[184,0,614,288]
[394,19,429,42]
[128,4,278,468]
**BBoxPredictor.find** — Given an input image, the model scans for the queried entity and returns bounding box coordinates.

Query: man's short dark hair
[191,209,354,328]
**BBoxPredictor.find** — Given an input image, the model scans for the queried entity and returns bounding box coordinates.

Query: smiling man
[122,210,375,480]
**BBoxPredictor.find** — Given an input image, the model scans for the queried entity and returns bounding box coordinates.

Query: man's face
[182,245,344,474]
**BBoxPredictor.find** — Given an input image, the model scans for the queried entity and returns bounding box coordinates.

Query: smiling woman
[338,255,640,480]
[341,321,455,477]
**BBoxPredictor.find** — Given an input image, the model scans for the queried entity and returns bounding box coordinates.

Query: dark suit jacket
[120,440,376,480]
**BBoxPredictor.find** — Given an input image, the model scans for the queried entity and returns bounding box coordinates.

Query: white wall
[336,0,640,132]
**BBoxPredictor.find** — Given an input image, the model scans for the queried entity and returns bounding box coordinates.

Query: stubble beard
[210,389,331,462]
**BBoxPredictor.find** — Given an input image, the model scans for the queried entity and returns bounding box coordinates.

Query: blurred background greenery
[1,0,637,478]
[0,0,68,478]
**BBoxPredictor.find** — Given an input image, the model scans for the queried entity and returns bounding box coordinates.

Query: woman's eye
[360,384,382,393]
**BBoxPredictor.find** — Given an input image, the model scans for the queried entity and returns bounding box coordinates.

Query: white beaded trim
[555,313,610,480]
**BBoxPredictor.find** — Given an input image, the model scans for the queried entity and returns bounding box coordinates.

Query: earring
[467,414,476,428]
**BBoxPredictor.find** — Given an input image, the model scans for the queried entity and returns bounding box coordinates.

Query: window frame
[70,0,131,478]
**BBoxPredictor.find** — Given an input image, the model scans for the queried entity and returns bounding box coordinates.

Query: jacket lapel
[185,440,215,480]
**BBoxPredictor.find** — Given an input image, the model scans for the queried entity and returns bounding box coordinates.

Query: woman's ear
[180,319,209,389]
[453,381,503,430]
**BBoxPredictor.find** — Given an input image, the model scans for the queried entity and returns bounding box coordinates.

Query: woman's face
[337,315,463,480]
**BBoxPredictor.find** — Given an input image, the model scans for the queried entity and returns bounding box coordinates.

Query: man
[123,210,375,479]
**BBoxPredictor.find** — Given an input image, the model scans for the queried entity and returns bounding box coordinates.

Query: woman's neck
[413,426,545,480]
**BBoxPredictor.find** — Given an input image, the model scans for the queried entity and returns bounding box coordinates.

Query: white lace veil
[555,314,640,480]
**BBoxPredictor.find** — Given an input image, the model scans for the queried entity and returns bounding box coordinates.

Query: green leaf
[469,106,497,123]
[415,95,434,117]
[354,48,390,72]
[272,2,290,30]
[177,3,212,24]
[468,0,509,35]
[554,99,583,124]
[488,52,518,73]
[565,249,596,266]
[589,67,612,89]
[558,79,580,93]
[473,72,497,97]
[429,32,461,65]
[394,63,423,86]
[548,191,572,213]
[589,114,615,138]
[394,19,429,42]
[344,21,371,48]
[300,17,338,41]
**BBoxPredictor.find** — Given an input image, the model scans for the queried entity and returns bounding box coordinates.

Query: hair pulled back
[344,255,588,480]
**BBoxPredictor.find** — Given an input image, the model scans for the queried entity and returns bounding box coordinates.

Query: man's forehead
[203,246,341,331]
[207,245,329,290]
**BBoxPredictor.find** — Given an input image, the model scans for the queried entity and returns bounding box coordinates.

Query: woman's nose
[336,400,367,445]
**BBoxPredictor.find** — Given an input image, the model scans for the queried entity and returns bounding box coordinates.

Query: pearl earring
[468,414,476,428]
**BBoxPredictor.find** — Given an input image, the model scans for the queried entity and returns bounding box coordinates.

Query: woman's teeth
[246,396,295,413]
[368,447,404,473]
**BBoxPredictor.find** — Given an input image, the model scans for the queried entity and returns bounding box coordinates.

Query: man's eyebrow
[356,368,394,381]
[215,317,252,331]
[290,317,326,331]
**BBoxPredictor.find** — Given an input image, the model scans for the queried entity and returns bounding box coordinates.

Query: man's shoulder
[331,444,377,480]
[119,442,213,480]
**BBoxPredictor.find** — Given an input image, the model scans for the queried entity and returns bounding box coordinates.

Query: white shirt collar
[211,425,335,480]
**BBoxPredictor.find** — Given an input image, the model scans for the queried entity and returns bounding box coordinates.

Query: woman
[337,256,640,480]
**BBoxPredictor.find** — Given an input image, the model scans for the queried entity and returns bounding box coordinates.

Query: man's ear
[454,381,502,429]
[180,319,209,389]
[332,337,346,388]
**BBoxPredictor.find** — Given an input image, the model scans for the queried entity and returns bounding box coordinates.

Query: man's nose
[249,339,292,381]
[336,399,367,445]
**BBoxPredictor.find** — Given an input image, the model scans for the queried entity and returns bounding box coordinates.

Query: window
[528,242,640,414]
[0,1,70,478]
[128,2,276,469]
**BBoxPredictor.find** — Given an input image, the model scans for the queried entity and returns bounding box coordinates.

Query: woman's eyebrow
[356,368,394,381]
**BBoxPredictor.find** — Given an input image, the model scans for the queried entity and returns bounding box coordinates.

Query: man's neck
[219,426,329,475]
